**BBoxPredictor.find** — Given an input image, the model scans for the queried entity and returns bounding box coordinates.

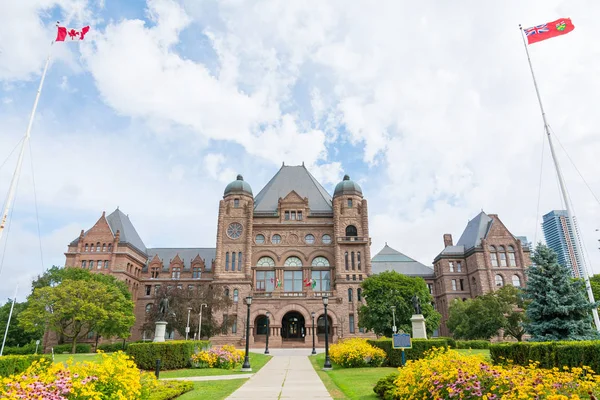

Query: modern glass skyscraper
[542,210,584,278]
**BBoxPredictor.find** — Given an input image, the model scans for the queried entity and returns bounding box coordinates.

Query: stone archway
[281,311,306,341]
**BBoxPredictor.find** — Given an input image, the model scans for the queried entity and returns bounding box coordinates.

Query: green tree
[358,271,440,337]
[589,275,600,305]
[524,243,599,341]
[496,285,528,341]
[447,294,505,340]
[0,299,42,347]
[142,284,233,339]
[19,279,135,353]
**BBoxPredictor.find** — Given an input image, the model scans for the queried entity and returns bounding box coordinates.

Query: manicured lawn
[176,379,247,400]
[160,352,272,378]
[52,353,102,364]
[309,353,396,400]
[456,348,490,360]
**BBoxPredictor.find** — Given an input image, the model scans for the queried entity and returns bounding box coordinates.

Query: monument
[410,295,427,339]
[153,297,169,342]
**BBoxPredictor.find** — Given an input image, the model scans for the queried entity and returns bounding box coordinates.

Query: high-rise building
[542,210,584,278]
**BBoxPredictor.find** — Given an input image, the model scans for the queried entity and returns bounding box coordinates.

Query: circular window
[272,234,281,244]
[305,234,315,244]
[322,234,332,244]
[226,222,243,239]
[255,234,265,244]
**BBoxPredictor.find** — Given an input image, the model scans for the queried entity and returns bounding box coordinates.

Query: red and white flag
[56,26,90,42]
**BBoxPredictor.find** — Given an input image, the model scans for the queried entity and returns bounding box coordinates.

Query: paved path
[226,350,332,399]
[163,374,253,382]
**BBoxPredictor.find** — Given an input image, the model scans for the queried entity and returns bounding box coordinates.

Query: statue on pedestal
[412,295,422,315]
[158,297,169,321]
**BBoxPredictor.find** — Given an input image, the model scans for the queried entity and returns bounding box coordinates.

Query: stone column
[153,321,168,342]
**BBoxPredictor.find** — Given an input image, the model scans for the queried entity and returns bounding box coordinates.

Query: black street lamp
[241,296,252,371]
[311,311,316,355]
[264,311,270,355]
[322,296,332,370]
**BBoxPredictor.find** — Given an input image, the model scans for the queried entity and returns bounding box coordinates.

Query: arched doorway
[317,315,333,336]
[281,311,305,340]
[255,315,269,335]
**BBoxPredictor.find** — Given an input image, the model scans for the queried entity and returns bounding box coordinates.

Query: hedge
[0,354,46,377]
[52,343,92,354]
[368,338,450,367]
[490,341,600,372]
[97,342,129,353]
[148,380,194,400]
[127,340,211,370]
[455,340,490,349]
[2,343,37,355]
[437,336,457,348]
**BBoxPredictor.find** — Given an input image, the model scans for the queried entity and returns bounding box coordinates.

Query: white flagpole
[0,41,54,246]
[519,25,600,331]
[0,285,19,356]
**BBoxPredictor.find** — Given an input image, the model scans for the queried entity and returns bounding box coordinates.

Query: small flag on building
[56,25,90,42]
[524,18,574,44]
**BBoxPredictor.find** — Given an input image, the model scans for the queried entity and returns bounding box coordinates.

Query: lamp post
[264,311,270,355]
[198,303,207,340]
[241,296,252,371]
[311,311,316,355]
[391,306,397,334]
[322,296,332,370]
[185,307,192,340]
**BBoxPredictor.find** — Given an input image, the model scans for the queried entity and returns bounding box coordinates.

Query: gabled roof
[106,209,147,253]
[145,248,216,271]
[456,211,493,250]
[371,244,434,277]
[253,165,333,213]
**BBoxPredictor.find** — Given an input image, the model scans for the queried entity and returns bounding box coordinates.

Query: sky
[1,0,599,301]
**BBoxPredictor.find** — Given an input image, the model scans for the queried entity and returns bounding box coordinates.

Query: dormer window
[234,199,240,208]
[291,211,296,220]
[285,211,290,220]
[151,267,160,279]
[171,267,181,279]
[297,211,303,220]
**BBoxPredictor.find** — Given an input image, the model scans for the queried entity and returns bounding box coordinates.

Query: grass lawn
[176,379,247,400]
[52,353,102,364]
[160,352,272,378]
[456,348,490,360]
[309,353,396,400]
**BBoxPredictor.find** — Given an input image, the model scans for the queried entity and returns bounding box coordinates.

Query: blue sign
[392,333,412,349]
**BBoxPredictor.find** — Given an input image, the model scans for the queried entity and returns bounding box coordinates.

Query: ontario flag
[524,18,574,45]
[56,26,90,42]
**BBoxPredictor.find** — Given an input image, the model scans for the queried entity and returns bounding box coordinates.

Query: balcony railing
[337,236,369,244]
[312,291,333,297]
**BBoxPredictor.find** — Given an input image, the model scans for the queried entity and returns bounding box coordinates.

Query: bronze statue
[158,297,169,321]
[411,295,422,315]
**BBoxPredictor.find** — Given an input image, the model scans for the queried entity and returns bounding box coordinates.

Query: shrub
[436,336,457,348]
[455,340,490,349]
[127,340,210,370]
[329,338,386,368]
[97,342,129,353]
[53,343,92,354]
[373,372,398,400]
[0,354,45,377]
[2,342,37,355]
[191,344,244,369]
[368,338,449,367]
[490,340,600,372]
[147,380,194,400]
[381,347,600,399]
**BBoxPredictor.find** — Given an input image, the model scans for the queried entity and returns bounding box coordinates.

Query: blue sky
[1,0,600,301]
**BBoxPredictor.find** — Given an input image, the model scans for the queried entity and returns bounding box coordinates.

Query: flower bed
[191,345,244,369]
[375,347,600,399]
[329,338,386,368]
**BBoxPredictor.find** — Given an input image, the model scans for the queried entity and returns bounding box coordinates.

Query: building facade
[64,164,373,347]
[542,210,584,278]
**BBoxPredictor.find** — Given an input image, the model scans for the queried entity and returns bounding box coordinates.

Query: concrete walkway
[226,350,332,399]
[163,374,253,382]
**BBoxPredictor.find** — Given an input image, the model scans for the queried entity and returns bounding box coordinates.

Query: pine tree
[524,243,599,341]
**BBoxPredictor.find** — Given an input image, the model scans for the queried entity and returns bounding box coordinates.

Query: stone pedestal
[153,321,168,342]
[410,314,427,339]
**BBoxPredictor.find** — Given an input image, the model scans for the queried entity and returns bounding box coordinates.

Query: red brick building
[64,164,373,347]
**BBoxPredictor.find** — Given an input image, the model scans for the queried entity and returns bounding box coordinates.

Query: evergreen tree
[524,244,598,341]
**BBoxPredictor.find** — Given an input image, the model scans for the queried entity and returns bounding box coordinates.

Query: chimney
[443,234,453,247]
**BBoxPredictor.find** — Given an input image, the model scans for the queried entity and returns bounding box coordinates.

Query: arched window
[357,288,362,301]
[108,244,112,252]
[233,289,239,302]
[89,261,94,269]
[102,243,106,252]
[472,277,476,287]
[512,275,521,287]
[231,252,236,272]
[84,244,89,252]
[489,246,498,267]
[499,246,507,267]
[96,242,101,252]
[495,275,504,287]
[311,257,330,267]
[508,245,516,267]
[257,256,275,267]
[345,225,357,237]
[145,304,152,313]
[225,252,230,271]
[284,256,302,267]
[344,252,349,270]
[348,288,353,302]
[255,316,268,335]
[238,252,242,271]
[357,252,361,270]
[81,260,86,268]
[317,315,332,335]
[272,234,281,244]
[351,252,355,270]
[224,288,230,297]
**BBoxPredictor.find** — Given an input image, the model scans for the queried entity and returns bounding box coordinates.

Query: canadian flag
[56,26,90,42]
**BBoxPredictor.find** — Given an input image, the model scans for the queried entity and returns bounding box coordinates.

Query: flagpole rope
[28,140,45,274]
[0,139,25,174]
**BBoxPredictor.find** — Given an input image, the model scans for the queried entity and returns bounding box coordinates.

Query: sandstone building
[65,164,372,347]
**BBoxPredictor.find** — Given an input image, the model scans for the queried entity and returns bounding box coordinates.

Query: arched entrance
[317,315,333,335]
[281,311,305,340]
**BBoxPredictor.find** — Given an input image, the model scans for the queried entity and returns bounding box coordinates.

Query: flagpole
[0,41,54,247]
[0,285,19,356]
[519,25,600,331]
